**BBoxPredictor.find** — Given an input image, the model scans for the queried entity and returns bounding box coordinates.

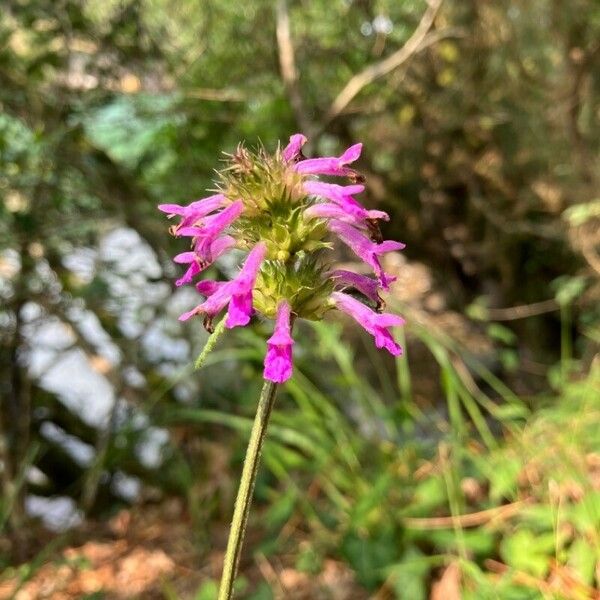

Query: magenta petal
[295,143,362,176]
[174,237,236,287]
[185,194,226,214]
[373,312,405,327]
[377,240,406,253]
[186,202,244,261]
[178,307,200,321]
[193,234,236,261]
[330,270,381,304]
[196,280,223,297]
[194,234,236,266]
[304,181,365,201]
[210,235,236,256]
[225,291,253,327]
[366,209,390,221]
[177,226,204,237]
[330,198,368,221]
[373,328,403,355]
[223,242,267,329]
[305,202,380,228]
[332,291,403,356]
[201,201,244,237]
[380,272,397,290]
[340,143,362,163]
[180,276,248,324]
[194,284,232,317]
[264,344,293,383]
[282,133,307,161]
[328,221,404,289]
[158,194,226,226]
[305,198,388,232]
[175,262,200,287]
[173,251,197,264]
[263,300,294,383]
[179,201,243,240]
[305,203,349,221]
[303,181,390,224]
[158,203,188,216]
[237,241,267,279]
[269,301,294,345]
[178,194,227,229]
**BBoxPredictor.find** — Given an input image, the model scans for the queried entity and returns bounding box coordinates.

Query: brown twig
[402,500,526,529]
[255,553,287,598]
[184,89,246,102]
[275,0,312,135]
[484,299,560,321]
[323,0,444,126]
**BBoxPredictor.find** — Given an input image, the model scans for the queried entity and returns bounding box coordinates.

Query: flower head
[159,133,405,383]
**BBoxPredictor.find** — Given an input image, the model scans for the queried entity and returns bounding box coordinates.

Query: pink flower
[179,242,266,327]
[158,194,226,232]
[178,201,244,262]
[305,202,389,230]
[332,292,404,356]
[304,181,389,225]
[160,133,407,384]
[282,134,307,162]
[330,270,381,306]
[295,143,362,176]
[263,300,294,383]
[195,279,224,297]
[173,236,235,287]
[328,221,404,290]
[304,181,365,201]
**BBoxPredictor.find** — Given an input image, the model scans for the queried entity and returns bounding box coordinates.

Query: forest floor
[0,499,372,600]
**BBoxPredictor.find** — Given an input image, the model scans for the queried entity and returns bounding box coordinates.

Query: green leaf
[567,538,597,586]
[500,530,555,578]
[567,490,600,535]
[563,200,600,226]
[246,581,274,600]
[341,525,401,588]
[487,323,517,345]
[552,275,587,306]
[263,487,297,529]
[387,547,432,600]
[194,580,218,600]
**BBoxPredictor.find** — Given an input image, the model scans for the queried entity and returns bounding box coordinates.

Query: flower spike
[160,133,405,382]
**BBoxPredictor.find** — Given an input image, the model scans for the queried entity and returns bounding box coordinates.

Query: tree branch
[324,0,444,125]
[276,0,312,135]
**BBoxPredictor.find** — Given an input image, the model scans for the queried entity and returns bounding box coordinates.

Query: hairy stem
[218,379,279,600]
[195,316,227,370]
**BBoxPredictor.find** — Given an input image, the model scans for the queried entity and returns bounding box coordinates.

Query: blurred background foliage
[0,0,599,598]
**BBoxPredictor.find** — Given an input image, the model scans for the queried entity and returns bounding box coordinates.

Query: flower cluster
[159,134,405,383]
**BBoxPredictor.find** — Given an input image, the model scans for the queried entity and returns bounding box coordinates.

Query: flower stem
[218,379,279,600]
[195,316,227,370]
